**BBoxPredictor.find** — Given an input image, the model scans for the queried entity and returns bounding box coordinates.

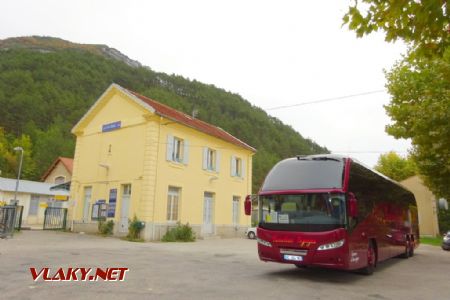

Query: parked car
[245,227,257,239]
[442,231,450,251]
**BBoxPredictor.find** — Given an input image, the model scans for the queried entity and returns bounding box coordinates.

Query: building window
[54,176,66,185]
[230,156,243,177]
[29,195,40,216]
[123,184,132,196]
[167,187,181,221]
[203,147,220,172]
[167,135,189,164]
[232,196,240,226]
[83,186,92,221]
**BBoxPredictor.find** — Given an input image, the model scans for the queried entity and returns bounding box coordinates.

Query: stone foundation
[71,220,249,241]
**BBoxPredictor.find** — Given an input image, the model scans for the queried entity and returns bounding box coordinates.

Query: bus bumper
[257,230,349,269]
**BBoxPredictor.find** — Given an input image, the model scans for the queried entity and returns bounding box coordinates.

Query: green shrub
[127,215,145,240]
[162,222,195,242]
[98,220,114,236]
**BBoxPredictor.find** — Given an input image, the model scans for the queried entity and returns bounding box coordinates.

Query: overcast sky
[0,0,411,167]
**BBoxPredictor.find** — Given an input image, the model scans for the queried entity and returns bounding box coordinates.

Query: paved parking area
[1,231,449,300]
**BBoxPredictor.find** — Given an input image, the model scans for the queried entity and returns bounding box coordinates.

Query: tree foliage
[344,1,450,199]
[0,37,328,191]
[343,0,449,57]
[0,128,37,179]
[385,50,450,198]
[374,151,416,181]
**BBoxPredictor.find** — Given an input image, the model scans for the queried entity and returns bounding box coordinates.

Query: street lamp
[13,147,24,205]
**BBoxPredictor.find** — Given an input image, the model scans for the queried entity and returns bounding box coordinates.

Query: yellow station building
[69,83,255,240]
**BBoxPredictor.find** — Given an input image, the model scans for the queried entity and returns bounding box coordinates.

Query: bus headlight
[257,238,272,247]
[317,239,345,251]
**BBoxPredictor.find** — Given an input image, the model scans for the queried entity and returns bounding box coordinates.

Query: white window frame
[203,147,220,172]
[123,184,132,196]
[230,155,245,178]
[167,187,181,221]
[172,137,184,162]
[207,148,216,171]
[167,135,189,164]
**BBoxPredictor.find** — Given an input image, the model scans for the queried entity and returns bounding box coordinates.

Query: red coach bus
[245,154,419,275]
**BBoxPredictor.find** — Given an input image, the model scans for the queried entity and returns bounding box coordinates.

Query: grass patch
[420,236,442,246]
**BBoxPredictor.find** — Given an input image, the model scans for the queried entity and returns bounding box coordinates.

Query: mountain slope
[0,36,328,191]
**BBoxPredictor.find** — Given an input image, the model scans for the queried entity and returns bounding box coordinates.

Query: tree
[385,50,450,198]
[374,151,416,181]
[343,0,449,57]
[343,1,450,199]
[0,127,37,179]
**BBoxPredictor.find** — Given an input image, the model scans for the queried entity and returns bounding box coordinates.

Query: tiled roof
[59,157,73,173]
[40,157,74,181]
[124,88,256,152]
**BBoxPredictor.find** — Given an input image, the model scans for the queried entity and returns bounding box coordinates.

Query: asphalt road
[1,231,449,300]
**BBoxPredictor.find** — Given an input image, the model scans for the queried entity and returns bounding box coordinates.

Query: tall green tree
[385,50,450,198]
[343,0,449,57]
[344,1,450,199]
[374,151,416,181]
[0,127,37,179]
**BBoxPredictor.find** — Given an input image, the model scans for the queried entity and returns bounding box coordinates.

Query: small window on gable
[55,176,66,185]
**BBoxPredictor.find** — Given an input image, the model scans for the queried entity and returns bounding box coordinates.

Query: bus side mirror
[348,193,358,218]
[244,195,252,216]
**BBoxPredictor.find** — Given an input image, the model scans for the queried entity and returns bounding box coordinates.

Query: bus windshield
[259,193,346,231]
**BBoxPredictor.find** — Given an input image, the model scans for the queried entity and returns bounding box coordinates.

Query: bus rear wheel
[360,241,376,275]
[408,239,415,257]
[399,239,410,259]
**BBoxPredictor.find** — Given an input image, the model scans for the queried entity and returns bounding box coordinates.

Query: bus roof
[260,154,346,193]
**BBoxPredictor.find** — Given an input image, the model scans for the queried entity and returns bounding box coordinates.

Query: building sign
[92,199,107,220]
[107,189,117,218]
[102,121,121,132]
[55,195,69,201]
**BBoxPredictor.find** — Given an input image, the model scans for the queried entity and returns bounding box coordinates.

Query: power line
[266,89,386,111]
[331,150,409,154]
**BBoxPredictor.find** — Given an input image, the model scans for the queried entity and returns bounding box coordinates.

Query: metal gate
[43,207,68,230]
[1,205,23,238]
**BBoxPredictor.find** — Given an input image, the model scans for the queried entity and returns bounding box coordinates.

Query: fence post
[63,208,68,230]
[43,207,48,230]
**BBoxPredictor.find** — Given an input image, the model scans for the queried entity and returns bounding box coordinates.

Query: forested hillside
[0,36,328,191]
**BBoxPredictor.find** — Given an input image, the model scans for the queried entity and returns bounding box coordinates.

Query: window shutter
[216,151,221,172]
[241,158,246,178]
[202,147,208,170]
[183,139,189,164]
[166,135,174,161]
[230,156,236,177]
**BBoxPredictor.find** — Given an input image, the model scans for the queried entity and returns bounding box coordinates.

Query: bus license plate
[284,254,303,261]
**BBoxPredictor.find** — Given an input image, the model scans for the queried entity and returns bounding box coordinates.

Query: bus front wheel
[360,241,376,275]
